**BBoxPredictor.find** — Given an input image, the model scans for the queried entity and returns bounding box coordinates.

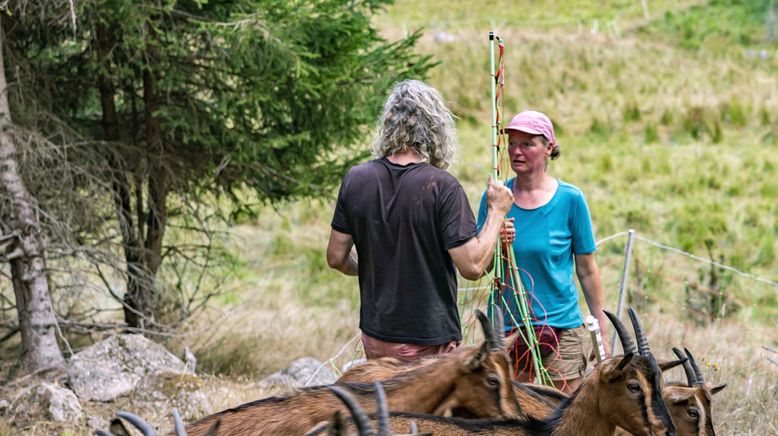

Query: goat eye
[627,382,641,393]
[486,376,500,389]
[688,408,699,418]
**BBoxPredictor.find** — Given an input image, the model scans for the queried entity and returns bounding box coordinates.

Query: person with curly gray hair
[327,80,514,362]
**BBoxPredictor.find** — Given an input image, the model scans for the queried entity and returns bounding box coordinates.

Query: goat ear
[658,357,687,372]
[710,383,727,395]
[664,388,696,404]
[463,341,489,372]
[503,331,519,352]
[203,419,222,436]
[327,410,346,436]
[109,418,131,436]
[600,353,633,382]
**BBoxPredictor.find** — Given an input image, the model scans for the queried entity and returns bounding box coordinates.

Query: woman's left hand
[501,217,516,245]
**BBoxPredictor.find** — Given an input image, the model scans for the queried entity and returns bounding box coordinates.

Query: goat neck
[185,342,518,435]
[379,341,520,418]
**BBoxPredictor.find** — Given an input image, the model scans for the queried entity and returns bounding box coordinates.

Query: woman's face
[507,130,552,175]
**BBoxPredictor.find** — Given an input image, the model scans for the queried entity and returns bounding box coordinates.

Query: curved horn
[627,307,650,356]
[603,310,637,355]
[684,347,705,386]
[328,385,375,436]
[116,411,157,436]
[476,309,499,351]
[492,306,505,350]
[672,347,696,387]
[172,408,186,436]
[374,382,390,436]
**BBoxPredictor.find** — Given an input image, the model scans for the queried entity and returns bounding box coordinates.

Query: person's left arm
[575,252,610,358]
[327,229,358,276]
[571,189,610,358]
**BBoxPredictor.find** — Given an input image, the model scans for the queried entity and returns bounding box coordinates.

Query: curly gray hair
[372,80,457,169]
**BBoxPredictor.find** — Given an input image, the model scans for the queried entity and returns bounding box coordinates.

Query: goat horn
[627,307,650,356]
[684,347,705,386]
[603,310,637,355]
[492,305,505,350]
[374,382,390,436]
[672,347,697,387]
[476,309,499,351]
[116,411,157,436]
[328,385,375,436]
[616,352,633,372]
[172,408,186,436]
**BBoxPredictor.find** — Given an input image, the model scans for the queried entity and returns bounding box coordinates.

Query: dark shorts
[361,332,458,363]
[508,325,590,381]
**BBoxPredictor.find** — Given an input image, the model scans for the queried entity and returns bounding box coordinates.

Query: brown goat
[96,409,220,436]
[340,362,566,420]
[316,382,431,436]
[184,310,520,435]
[310,307,677,436]
[663,347,727,436]
[339,331,566,420]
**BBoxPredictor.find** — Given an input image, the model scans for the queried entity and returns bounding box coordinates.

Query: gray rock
[132,371,212,421]
[87,415,108,431]
[258,357,337,391]
[10,382,83,426]
[66,334,212,425]
[68,334,186,402]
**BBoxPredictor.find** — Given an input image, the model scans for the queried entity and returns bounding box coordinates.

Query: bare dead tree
[0,19,64,374]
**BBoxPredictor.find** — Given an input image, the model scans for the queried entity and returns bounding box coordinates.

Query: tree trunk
[142,22,168,325]
[0,22,65,373]
[95,20,148,329]
[116,20,168,330]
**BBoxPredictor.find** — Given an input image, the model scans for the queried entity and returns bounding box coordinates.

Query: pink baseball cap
[504,110,557,145]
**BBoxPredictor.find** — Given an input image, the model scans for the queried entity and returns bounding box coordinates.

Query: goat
[314,382,430,436]
[183,309,521,435]
[311,307,677,436]
[663,347,726,436]
[316,381,567,436]
[339,316,566,421]
[95,409,220,436]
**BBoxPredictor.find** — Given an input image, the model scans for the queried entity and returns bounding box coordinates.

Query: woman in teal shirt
[477,110,610,393]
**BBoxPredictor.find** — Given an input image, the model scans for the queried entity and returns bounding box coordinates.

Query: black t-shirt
[331,157,477,344]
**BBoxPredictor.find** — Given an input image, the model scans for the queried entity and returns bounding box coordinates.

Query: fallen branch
[0,326,19,344]
[56,319,185,338]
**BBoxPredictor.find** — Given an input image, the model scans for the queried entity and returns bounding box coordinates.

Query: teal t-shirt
[477,178,596,329]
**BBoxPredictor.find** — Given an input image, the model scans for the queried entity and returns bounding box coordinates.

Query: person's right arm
[326,229,358,276]
[448,178,513,280]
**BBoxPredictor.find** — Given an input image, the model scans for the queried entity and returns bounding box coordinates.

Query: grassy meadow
[187,1,778,434]
[2,0,778,434]
[193,1,778,434]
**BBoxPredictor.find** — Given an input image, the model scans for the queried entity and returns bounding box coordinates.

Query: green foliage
[7,0,433,203]
[4,0,432,324]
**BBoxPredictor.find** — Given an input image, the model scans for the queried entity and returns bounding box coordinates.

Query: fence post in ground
[610,228,636,354]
